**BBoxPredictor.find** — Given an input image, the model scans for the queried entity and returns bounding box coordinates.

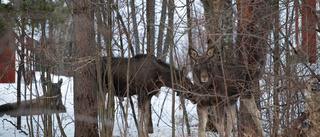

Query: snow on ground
[0,73,218,137]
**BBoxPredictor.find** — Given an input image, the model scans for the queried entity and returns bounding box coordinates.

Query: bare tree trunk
[29,20,37,137]
[95,2,107,136]
[187,0,192,50]
[180,0,192,135]
[100,0,113,57]
[201,0,222,50]
[167,0,175,136]
[38,17,54,137]
[106,0,115,136]
[201,0,223,132]
[221,0,233,61]
[163,0,174,62]
[141,1,146,54]
[130,0,141,54]
[43,70,52,137]
[124,1,131,136]
[237,1,271,136]
[272,0,280,136]
[72,0,99,136]
[156,0,167,58]
[124,46,131,137]
[283,1,294,135]
[146,0,155,55]
[144,1,157,133]
[17,25,25,131]
[117,9,125,56]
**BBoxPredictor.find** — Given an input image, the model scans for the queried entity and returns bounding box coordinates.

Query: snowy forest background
[1,0,320,136]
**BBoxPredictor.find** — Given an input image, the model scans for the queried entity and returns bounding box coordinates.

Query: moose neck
[158,66,179,88]
[212,60,223,76]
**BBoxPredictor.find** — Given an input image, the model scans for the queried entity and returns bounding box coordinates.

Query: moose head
[189,47,215,84]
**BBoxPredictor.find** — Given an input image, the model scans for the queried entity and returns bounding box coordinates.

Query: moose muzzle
[200,70,209,83]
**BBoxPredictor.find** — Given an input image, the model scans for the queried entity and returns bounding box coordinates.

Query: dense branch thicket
[0,0,320,136]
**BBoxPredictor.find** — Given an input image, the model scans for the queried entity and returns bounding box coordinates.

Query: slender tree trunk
[157,0,167,59]
[117,9,125,56]
[95,2,107,136]
[163,0,174,61]
[221,0,233,61]
[17,49,22,130]
[124,46,131,137]
[16,13,27,131]
[201,0,222,50]
[283,1,294,135]
[180,0,192,135]
[100,0,113,57]
[72,0,99,136]
[187,0,192,50]
[146,0,155,55]
[17,25,25,131]
[38,18,53,137]
[272,0,280,136]
[106,0,115,136]
[167,0,175,136]
[130,0,141,54]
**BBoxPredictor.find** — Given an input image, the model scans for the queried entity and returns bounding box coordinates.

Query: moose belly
[190,94,219,106]
[190,91,239,107]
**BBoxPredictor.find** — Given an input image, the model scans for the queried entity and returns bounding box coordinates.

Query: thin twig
[2,119,28,135]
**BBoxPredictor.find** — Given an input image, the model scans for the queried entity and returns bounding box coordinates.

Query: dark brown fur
[188,47,264,137]
[102,54,191,136]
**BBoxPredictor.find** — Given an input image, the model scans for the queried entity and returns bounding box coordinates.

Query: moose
[101,54,191,137]
[0,79,65,117]
[188,47,264,137]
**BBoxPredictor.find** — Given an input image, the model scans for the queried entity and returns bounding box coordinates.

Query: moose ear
[189,48,199,60]
[206,46,215,59]
[58,78,63,85]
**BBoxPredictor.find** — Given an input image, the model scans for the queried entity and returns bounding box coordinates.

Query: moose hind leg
[148,104,154,133]
[242,96,265,137]
[138,108,145,137]
[225,104,236,137]
[144,97,153,134]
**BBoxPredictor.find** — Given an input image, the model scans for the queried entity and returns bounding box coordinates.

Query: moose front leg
[215,104,226,137]
[137,94,153,137]
[147,103,153,133]
[225,104,236,137]
[197,105,209,137]
[242,95,265,137]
